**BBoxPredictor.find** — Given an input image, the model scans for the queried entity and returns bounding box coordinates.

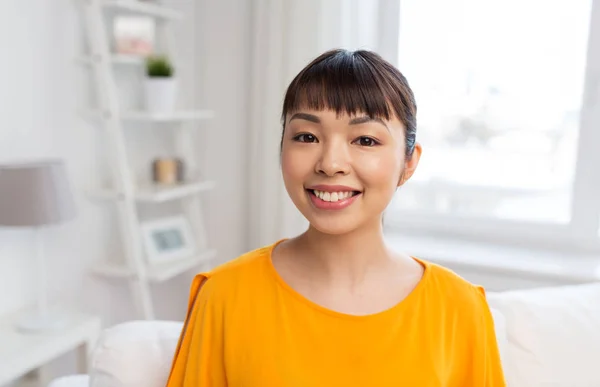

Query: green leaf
[145,54,174,77]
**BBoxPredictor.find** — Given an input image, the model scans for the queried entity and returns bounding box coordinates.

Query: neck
[294,218,393,284]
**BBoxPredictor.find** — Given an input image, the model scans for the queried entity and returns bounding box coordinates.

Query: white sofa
[49,282,600,387]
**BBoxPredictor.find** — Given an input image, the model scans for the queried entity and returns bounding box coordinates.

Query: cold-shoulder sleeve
[166,274,227,386]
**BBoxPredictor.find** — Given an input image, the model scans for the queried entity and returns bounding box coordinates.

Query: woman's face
[281,109,421,235]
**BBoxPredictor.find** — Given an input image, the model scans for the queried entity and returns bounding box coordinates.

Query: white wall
[0,0,251,345]
[192,0,251,263]
[0,0,94,316]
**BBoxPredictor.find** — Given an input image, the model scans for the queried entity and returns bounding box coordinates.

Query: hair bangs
[282,51,397,124]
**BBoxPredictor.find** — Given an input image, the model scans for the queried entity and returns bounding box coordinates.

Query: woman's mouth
[306,189,362,210]
[310,189,360,202]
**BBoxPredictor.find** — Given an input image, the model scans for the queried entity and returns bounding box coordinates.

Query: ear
[398,143,422,187]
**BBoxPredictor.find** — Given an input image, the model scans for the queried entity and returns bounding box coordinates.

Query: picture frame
[112,16,155,56]
[140,216,196,264]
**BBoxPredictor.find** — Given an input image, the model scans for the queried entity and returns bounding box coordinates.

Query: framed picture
[141,216,196,264]
[112,16,155,56]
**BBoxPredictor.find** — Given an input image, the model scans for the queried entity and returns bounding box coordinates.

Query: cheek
[356,149,404,188]
[281,147,311,184]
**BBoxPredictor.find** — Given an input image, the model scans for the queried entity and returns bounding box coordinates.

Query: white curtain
[247,0,400,249]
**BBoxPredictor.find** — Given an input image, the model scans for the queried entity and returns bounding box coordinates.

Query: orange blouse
[167,241,506,386]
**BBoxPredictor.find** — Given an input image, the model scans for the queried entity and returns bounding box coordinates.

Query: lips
[306,187,362,210]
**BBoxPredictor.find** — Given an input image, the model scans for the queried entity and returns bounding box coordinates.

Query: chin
[307,217,362,236]
[298,205,372,235]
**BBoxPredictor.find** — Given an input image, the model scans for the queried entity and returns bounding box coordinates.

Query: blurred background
[1,0,600,385]
[390,0,597,244]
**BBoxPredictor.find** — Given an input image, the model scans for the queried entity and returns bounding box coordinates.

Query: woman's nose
[315,142,350,176]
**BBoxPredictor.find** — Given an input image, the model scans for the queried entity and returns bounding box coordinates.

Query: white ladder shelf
[79,0,216,320]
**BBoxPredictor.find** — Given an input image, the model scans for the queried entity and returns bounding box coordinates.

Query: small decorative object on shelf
[113,16,155,55]
[144,54,177,113]
[152,157,184,184]
[140,215,196,265]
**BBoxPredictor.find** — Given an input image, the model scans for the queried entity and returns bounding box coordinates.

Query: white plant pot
[144,77,177,113]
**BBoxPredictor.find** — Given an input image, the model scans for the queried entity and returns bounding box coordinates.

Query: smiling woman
[278,50,421,236]
[166,49,507,386]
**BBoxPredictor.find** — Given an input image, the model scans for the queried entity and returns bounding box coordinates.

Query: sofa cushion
[48,374,90,387]
[487,282,600,387]
[489,307,509,372]
[89,320,183,387]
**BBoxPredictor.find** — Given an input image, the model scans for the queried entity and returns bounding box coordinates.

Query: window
[386,0,600,251]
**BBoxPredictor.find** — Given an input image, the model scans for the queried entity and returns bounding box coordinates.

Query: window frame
[384,0,600,254]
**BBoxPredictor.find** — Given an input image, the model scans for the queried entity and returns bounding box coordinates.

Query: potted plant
[144,54,177,113]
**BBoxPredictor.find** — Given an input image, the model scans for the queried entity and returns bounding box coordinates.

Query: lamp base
[16,312,69,333]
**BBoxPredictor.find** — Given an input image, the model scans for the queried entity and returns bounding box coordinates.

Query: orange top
[167,241,506,386]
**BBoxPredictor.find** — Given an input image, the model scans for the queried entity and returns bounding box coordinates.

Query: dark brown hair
[281,49,417,156]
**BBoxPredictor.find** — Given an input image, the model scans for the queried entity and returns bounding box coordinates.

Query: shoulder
[198,241,279,294]
[417,258,491,313]
[416,259,497,342]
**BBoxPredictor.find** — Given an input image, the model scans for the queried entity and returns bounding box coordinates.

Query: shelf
[135,180,216,202]
[91,249,217,282]
[102,0,183,20]
[76,54,145,66]
[111,54,145,64]
[90,180,216,203]
[122,110,215,122]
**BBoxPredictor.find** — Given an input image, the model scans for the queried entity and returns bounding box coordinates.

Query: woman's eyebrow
[349,116,389,130]
[288,113,389,131]
[289,112,320,123]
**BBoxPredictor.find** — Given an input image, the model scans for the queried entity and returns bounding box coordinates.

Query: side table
[0,308,101,387]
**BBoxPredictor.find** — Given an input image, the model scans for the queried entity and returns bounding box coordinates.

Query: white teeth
[313,190,355,202]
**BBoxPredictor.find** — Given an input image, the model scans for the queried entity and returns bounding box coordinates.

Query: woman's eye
[354,136,378,147]
[294,133,317,143]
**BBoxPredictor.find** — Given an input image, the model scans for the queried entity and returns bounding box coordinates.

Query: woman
[167,49,506,386]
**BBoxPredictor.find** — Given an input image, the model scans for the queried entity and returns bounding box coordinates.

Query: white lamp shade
[0,159,77,227]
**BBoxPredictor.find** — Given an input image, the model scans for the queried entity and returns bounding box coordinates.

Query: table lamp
[0,159,77,332]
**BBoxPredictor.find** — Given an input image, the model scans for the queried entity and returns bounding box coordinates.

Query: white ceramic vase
[144,77,177,113]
